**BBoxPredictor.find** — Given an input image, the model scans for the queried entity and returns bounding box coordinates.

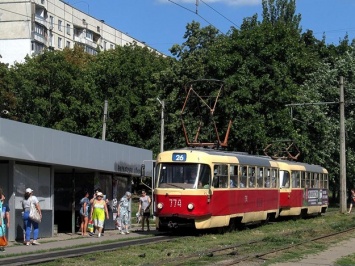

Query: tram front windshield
[156,163,211,189]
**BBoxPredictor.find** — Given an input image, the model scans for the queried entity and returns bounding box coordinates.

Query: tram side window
[324,174,329,189]
[309,172,314,188]
[305,172,311,188]
[265,169,270,188]
[313,173,319,188]
[292,171,300,188]
[230,165,238,188]
[280,171,290,188]
[319,173,323,189]
[301,172,306,188]
[240,166,247,188]
[271,169,277,188]
[213,164,228,188]
[321,173,328,189]
[248,166,256,188]
[256,167,264,187]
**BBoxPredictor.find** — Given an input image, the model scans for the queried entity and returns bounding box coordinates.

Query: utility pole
[339,76,347,213]
[157,98,165,153]
[102,100,108,141]
[285,76,347,213]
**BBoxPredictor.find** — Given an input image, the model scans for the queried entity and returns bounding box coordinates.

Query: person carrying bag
[22,188,42,246]
[0,226,7,248]
[29,197,41,223]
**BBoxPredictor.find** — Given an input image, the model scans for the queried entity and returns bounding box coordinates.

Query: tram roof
[276,159,328,173]
[169,147,327,172]
[174,147,274,166]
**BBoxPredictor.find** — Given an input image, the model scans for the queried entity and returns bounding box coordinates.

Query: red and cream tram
[153,147,328,231]
[277,160,328,217]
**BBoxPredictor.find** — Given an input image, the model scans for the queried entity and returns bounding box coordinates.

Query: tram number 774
[169,198,182,208]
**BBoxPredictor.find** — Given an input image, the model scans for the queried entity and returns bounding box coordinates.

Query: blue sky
[67,0,355,56]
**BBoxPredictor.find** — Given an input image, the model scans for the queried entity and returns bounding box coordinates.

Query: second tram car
[153,147,328,231]
[277,160,328,217]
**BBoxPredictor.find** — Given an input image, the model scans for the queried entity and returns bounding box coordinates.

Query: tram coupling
[168,221,179,229]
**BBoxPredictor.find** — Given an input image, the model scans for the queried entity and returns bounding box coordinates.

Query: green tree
[87,44,172,154]
[0,61,16,119]
[9,46,100,136]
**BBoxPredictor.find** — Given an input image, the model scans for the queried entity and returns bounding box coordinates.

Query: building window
[41,0,45,4]
[58,37,62,49]
[97,26,100,32]
[103,41,107,50]
[85,46,97,55]
[31,41,45,54]
[66,41,70,48]
[86,30,93,40]
[58,20,62,31]
[34,24,44,36]
[110,44,114,49]
[66,24,70,35]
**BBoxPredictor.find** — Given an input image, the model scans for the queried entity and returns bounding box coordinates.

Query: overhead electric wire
[167,0,277,70]
[167,0,224,35]
[199,0,240,30]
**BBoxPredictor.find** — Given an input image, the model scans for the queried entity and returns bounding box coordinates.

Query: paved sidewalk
[272,236,355,266]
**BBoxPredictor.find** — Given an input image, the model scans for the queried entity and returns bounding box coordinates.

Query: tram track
[1,211,349,266]
[161,226,355,266]
[0,234,178,266]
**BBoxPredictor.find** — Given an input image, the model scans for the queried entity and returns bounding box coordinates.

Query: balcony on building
[34,3,48,29]
[74,26,101,49]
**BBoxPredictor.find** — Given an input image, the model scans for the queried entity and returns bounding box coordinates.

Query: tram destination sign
[172,153,187,161]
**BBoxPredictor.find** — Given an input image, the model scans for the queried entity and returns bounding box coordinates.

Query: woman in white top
[22,188,42,246]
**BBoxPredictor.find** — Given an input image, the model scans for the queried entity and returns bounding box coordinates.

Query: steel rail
[0,235,177,266]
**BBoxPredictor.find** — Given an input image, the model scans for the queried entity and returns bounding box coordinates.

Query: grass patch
[336,253,355,265]
[40,211,355,265]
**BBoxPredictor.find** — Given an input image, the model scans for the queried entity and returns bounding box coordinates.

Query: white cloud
[158,0,261,6]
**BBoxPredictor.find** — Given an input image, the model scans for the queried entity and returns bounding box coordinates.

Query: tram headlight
[157,202,164,209]
[187,203,194,210]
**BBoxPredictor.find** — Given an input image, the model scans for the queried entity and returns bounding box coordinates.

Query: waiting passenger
[265,177,271,188]
[184,170,197,184]
[230,176,238,188]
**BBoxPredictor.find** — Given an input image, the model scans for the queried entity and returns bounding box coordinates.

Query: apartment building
[0,0,158,65]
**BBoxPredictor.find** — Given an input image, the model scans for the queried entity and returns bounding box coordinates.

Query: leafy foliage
[2,0,355,197]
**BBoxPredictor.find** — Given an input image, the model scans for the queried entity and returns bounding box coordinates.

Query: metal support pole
[339,76,347,213]
[157,98,164,153]
[160,100,164,153]
[102,100,108,141]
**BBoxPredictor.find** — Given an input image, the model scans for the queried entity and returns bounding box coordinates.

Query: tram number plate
[172,153,186,161]
[169,198,182,208]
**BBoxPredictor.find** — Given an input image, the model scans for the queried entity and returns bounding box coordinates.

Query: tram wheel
[216,226,228,234]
